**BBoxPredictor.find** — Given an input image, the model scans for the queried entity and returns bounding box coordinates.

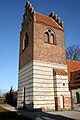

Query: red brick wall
[19,12,67,68]
[64,97,71,109]
[33,19,66,65]
[67,60,80,81]
[19,17,34,69]
[55,97,71,110]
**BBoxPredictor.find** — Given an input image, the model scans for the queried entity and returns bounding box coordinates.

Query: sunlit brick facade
[17,2,71,111]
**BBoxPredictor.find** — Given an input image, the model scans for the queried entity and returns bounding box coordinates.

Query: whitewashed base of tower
[17,60,71,111]
[17,61,33,109]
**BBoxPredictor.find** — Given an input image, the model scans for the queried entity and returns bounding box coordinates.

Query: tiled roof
[67,60,80,81]
[53,69,67,76]
[67,60,80,89]
[36,12,63,30]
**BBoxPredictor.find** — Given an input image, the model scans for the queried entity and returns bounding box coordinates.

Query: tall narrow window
[23,87,25,108]
[49,34,54,44]
[22,37,25,50]
[60,95,64,109]
[22,32,28,51]
[76,92,80,103]
[25,33,28,48]
[22,87,26,108]
[45,32,49,43]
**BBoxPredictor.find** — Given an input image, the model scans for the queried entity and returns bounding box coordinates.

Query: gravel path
[0,104,80,120]
[19,110,80,120]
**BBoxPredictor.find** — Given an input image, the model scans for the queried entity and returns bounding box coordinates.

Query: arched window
[45,29,56,45]
[45,32,49,43]
[22,32,28,51]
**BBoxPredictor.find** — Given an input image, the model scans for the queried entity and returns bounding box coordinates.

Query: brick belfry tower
[17,1,71,111]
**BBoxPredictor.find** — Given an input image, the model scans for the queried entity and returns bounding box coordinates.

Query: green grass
[0,106,31,120]
[0,106,9,112]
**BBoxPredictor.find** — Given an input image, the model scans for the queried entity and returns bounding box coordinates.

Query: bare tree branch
[66,45,80,61]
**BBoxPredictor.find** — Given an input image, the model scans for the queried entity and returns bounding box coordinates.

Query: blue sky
[0,0,80,93]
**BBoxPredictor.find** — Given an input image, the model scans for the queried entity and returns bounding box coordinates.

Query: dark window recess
[63,83,65,86]
[22,32,28,52]
[48,29,51,33]
[76,92,80,103]
[45,29,56,45]
[25,33,28,48]
[76,77,80,80]
[45,32,49,43]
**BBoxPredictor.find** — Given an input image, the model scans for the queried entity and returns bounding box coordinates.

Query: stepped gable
[36,12,63,30]
[49,12,64,29]
[25,1,34,14]
[24,2,64,30]
[21,1,35,31]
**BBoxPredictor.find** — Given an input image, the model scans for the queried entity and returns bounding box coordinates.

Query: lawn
[0,106,9,112]
[0,106,31,120]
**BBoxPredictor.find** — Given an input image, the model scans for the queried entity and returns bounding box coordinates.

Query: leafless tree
[0,89,2,96]
[66,45,80,61]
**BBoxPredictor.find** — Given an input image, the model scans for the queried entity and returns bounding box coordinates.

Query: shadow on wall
[72,92,80,111]
[22,102,42,112]
[23,102,34,110]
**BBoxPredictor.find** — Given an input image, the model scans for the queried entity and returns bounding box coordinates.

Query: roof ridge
[36,12,63,30]
[67,60,80,63]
